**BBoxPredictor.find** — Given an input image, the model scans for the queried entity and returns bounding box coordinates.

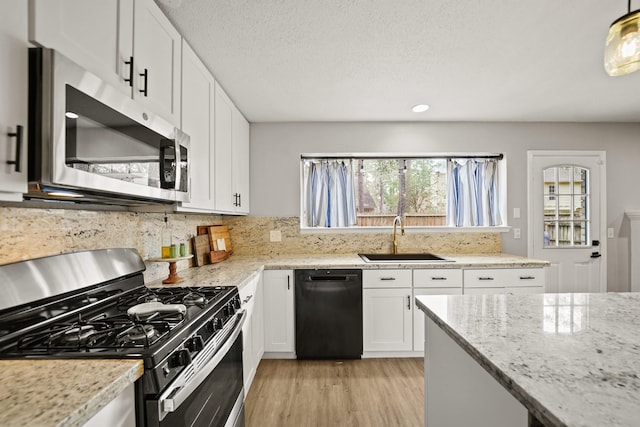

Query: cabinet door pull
[242,295,253,304]
[407,295,411,310]
[287,275,290,290]
[238,193,241,207]
[124,56,134,87]
[431,277,447,281]
[478,277,494,281]
[379,277,396,281]
[139,68,148,96]
[6,125,22,172]
[519,276,535,280]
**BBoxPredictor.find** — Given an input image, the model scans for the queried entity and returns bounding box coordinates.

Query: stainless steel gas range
[0,248,245,427]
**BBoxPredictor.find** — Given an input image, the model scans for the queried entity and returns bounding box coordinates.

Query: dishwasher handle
[307,274,359,281]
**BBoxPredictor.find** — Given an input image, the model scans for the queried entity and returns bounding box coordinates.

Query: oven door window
[157,334,244,427]
[65,85,174,190]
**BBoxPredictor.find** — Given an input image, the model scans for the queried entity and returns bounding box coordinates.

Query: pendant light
[605,0,640,76]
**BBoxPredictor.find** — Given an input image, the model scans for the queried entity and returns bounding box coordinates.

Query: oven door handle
[158,309,247,420]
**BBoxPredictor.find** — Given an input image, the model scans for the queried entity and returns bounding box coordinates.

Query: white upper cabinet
[0,0,29,200]
[132,0,181,125]
[213,82,235,213]
[178,41,214,212]
[214,82,251,214]
[232,109,250,214]
[29,0,132,94]
[29,0,181,125]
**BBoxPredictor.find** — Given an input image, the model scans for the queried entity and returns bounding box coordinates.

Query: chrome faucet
[392,215,405,254]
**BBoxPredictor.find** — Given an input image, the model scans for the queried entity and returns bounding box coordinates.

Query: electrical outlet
[269,230,282,242]
[607,228,614,239]
[513,228,521,239]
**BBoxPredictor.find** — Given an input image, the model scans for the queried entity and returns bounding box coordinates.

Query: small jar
[179,243,186,257]
[170,244,178,258]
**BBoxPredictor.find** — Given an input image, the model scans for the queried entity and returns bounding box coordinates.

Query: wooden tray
[192,234,211,266]
[208,225,233,255]
[209,250,229,263]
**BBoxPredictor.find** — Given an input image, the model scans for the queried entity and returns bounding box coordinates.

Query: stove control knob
[223,303,235,317]
[214,317,224,331]
[186,336,204,352]
[228,302,237,315]
[232,298,241,310]
[169,349,192,368]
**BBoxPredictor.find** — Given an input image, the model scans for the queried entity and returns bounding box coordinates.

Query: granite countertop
[416,292,640,427]
[146,253,549,288]
[0,359,143,427]
[1,252,545,426]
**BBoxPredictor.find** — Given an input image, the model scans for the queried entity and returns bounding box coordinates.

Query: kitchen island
[416,292,640,427]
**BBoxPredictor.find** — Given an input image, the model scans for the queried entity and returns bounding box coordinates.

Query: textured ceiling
[157,0,640,123]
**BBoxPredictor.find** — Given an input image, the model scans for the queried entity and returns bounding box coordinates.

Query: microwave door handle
[159,139,176,190]
[173,139,181,191]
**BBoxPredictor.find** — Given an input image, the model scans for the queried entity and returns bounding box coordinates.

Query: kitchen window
[300,154,507,230]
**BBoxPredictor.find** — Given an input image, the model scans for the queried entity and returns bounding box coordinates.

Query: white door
[180,41,214,211]
[363,288,412,352]
[29,0,132,94]
[263,270,295,353]
[214,82,234,212]
[133,0,181,125]
[528,151,606,293]
[0,0,28,199]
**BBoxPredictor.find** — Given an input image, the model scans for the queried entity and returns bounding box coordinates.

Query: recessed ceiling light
[411,104,430,113]
[65,111,79,119]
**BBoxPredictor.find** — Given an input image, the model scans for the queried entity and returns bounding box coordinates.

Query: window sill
[299,226,511,234]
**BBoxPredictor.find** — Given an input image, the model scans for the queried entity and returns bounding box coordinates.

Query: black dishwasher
[295,269,363,359]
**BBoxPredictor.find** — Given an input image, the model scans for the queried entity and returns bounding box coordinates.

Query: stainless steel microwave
[27,48,190,206]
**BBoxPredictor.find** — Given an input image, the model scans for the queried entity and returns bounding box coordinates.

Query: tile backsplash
[0,207,501,281]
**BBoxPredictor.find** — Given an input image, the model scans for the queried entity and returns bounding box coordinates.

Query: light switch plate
[269,230,282,242]
[607,228,614,239]
[513,208,521,219]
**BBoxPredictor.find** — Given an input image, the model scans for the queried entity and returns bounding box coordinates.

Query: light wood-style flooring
[245,358,424,427]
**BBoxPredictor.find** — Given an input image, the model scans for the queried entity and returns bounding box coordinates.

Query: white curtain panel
[446,158,501,227]
[304,159,356,227]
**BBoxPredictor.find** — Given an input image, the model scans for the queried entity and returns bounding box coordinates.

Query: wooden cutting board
[192,234,211,266]
[208,225,233,255]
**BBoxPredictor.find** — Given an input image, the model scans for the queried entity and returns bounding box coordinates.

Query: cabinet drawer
[363,269,412,288]
[464,268,545,288]
[413,269,463,288]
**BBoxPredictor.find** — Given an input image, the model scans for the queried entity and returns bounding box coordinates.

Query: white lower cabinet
[83,382,135,427]
[413,269,463,352]
[263,270,295,355]
[463,268,545,295]
[239,273,263,397]
[363,288,413,352]
[363,270,413,353]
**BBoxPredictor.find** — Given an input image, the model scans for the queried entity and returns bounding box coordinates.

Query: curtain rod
[300,153,504,160]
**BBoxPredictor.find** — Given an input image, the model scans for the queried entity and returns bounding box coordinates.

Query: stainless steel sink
[358,253,453,263]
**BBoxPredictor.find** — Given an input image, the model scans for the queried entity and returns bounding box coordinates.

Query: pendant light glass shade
[605,10,640,76]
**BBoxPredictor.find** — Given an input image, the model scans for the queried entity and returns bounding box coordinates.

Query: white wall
[250,121,640,292]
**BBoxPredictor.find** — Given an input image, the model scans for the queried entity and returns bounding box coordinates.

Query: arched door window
[543,165,589,247]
